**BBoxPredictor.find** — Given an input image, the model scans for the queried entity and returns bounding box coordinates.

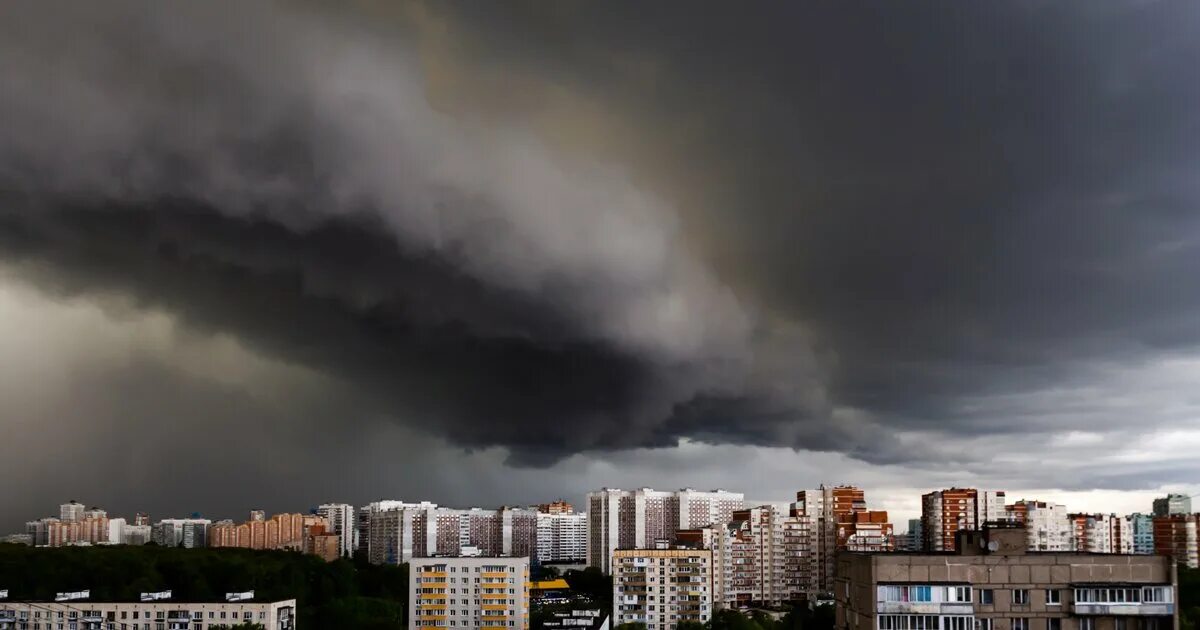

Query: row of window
[418,566,518,573]
[0,610,262,621]
[880,616,1159,630]
[415,577,519,584]
[880,586,1173,606]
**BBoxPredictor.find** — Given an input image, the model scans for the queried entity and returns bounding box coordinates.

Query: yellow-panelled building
[409,556,530,629]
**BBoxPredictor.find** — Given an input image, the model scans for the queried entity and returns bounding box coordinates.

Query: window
[1012,619,1028,630]
[948,587,972,603]
[976,619,992,630]
[878,615,940,630]
[1080,619,1094,630]
[1046,590,1061,605]
[1012,590,1029,605]
[945,617,972,630]
[1143,587,1168,603]
[880,586,933,603]
[980,590,994,605]
[1047,619,1061,630]
[1115,619,1126,630]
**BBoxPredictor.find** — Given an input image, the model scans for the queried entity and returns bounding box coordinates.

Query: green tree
[614,624,648,630]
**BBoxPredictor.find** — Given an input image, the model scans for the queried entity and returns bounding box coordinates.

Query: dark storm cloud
[409,1,1200,434]
[1,0,1199,499]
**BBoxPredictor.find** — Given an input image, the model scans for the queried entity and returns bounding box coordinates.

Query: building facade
[208,512,313,551]
[1023,502,1073,552]
[409,556,530,630]
[317,503,357,559]
[684,505,810,609]
[612,548,713,629]
[0,599,296,630]
[536,500,575,515]
[1153,514,1200,569]
[795,485,892,596]
[1153,495,1192,518]
[1129,514,1155,555]
[536,511,587,563]
[368,505,538,565]
[836,526,1178,630]
[586,488,744,573]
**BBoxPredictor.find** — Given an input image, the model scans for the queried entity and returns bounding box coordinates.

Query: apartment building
[26,515,112,547]
[612,548,713,629]
[59,501,85,523]
[796,485,893,595]
[1129,514,1155,555]
[1153,495,1192,518]
[586,488,744,573]
[0,599,296,630]
[151,518,211,548]
[922,489,989,552]
[537,511,587,563]
[1068,514,1133,554]
[1153,514,1200,569]
[359,500,439,556]
[409,556,530,630]
[679,505,810,609]
[836,526,1177,630]
[899,520,925,552]
[317,503,357,558]
[1023,502,1073,552]
[537,501,575,515]
[209,512,314,551]
[368,505,538,565]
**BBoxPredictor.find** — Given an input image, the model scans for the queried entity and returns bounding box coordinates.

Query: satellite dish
[988,541,999,552]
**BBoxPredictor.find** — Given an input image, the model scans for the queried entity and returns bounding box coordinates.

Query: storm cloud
[2,1,1200,528]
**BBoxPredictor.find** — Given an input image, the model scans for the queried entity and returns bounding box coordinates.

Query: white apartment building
[698,505,809,608]
[1070,513,1134,553]
[0,599,296,630]
[317,503,357,558]
[59,501,85,523]
[368,504,538,565]
[409,556,530,630]
[586,488,744,573]
[1024,501,1073,551]
[612,548,713,630]
[151,519,211,548]
[536,512,586,563]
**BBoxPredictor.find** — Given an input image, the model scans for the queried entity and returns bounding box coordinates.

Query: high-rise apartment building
[794,485,891,595]
[679,505,810,608]
[1021,500,1073,551]
[209,512,313,551]
[151,518,211,548]
[586,488,744,573]
[317,503,357,559]
[921,489,1013,552]
[536,511,587,563]
[1068,513,1133,554]
[612,548,713,629]
[898,519,923,552]
[1154,494,1192,518]
[59,501,84,523]
[536,500,574,515]
[358,500,439,556]
[368,505,538,565]
[409,556,530,630]
[1153,513,1200,568]
[836,525,1178,630]
[1130,513,1155,555]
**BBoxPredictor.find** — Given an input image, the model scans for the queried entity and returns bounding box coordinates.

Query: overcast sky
[2,1,1199,533]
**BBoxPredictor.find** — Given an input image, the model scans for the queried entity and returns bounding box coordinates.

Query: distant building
[122,524,152,546]
[316,503,356,558]
[209,513,312,551]
[133,513,150,526]
[1068,513,1132,554]
[537,511,586,563]
[368,504,537,565]
[537,500,575,514]
[1129,513,1155,555]
[409,556,530,630]
[921,488,1009,552]
[680,504,809,608]
[308,530,342,562]
[0,599,296,630]
[612,548,712,629]
[1153,494,1192,518]
[59,501,84,523]
[586,488,744,573]
[898,519,923,551]
[1153,513,1200,568]
[836,526,1177,630]
[152,519,211,548]
[1022,500,1073,551]
[795,485,891,595]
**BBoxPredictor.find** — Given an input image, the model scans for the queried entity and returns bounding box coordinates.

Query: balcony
[1073,603,1175,617]
[876,602,974,615]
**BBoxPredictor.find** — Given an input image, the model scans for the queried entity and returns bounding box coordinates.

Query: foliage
[562,566,612,607]
[614,624,648,630]
[1182,566,1200,630]
[0,543,408,629]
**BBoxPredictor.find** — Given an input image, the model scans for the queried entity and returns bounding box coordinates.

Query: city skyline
[3,2,1200,534]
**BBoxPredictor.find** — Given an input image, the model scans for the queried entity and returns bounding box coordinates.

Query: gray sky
[2,1,1199,532]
